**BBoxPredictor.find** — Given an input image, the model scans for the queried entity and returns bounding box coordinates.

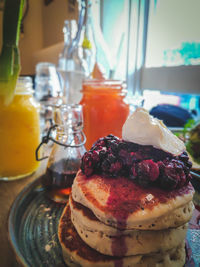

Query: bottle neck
[15,76,33,95]
[54,104,86,147]
[56,126,86,148]
[63,20,77,45]
[58,19,88,74]
[82,0,94,50]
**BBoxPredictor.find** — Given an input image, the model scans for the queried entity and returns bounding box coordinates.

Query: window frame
[141,65,200,94]
[100,0,200,95]
[125,0,200,95]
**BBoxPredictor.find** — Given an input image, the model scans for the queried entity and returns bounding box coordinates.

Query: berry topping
[81,135,192,190]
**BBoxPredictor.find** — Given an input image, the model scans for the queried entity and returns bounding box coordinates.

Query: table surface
[0,160,47,267]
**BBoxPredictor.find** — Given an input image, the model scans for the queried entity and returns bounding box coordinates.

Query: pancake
[72,171,194,230]
[69,195,188,256]
[70,193,193,232]
[58,203,186,267]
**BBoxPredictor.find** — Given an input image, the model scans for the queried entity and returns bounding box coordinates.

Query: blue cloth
[150,104,193,127]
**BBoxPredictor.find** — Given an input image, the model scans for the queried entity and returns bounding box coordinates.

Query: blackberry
[99,149,107,160]
[118,141,128,151]
[158,159,186,189]
[186,160,192,169]
[131,164,137,177]
[178,170,187,188]
[118,149,130,164]
[81,135,192,191]
[108,140,119,153]
[109,161,122,176]
[107,153,117,163]
[102,158,111,173]
[137,173,151,188]
[81,152,94,176]
[92,137,106,149]
[151,149,172,162]
[178,152,189,163]
[137,160,159,182]
[126,142,139,152]
[160,175,178,190]
[164,162,180,180]
[106,134,119,140]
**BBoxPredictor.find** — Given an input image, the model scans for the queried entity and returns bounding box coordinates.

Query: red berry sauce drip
[105,177,194,228]
[114,258,123,267]
[112,233,126,267]
[105,178,194,266]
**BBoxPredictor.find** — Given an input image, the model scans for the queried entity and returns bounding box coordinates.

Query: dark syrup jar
[37,104,86,203]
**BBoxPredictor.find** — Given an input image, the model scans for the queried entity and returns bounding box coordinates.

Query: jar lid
[15,76,33,94]
[56,104,84,132]
[82,79,127,94]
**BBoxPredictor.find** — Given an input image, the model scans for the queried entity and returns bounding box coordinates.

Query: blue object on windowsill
[150,104,194,127]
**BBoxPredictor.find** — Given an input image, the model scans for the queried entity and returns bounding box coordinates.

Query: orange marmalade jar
[80,80,130,150]
[0,77,40,181]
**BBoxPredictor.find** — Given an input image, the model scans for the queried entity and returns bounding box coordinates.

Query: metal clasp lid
[35,124,86,161]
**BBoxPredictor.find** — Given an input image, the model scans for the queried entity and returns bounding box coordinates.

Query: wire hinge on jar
[35,124,86,161]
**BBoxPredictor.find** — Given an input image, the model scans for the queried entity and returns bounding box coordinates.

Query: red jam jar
[80,79,130,150]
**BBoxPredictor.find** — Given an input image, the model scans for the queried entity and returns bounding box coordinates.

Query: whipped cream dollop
[122,108,185,155]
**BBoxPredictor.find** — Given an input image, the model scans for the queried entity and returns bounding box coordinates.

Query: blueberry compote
[81,134,192,190]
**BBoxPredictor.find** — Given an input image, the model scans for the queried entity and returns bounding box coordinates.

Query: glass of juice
[80,79,130,150]
[0,77,41,181]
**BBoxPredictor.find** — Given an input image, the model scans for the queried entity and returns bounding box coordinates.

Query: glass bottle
[35,62,62,103]
[57,20,88,104]
[80,79,130,150]
[39,104,86,203]
[57,20,78,71]
[81,0,113,79]
[34,62,63,137]
[82,0,96,76]
[0,76,40,180]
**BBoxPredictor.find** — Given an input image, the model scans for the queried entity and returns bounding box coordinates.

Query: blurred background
[0,0,199,116]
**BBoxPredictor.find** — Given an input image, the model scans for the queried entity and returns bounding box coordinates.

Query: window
[92,0,129,81]
[99,0,200,113]
[142,0,200,112]
[146,0,200,67]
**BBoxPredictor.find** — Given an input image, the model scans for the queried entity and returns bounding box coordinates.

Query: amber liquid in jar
[80,80,130,150]
[41,104,86,203]
[43,159,78,203]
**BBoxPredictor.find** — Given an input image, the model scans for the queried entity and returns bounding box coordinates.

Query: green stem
[0,0,24,105]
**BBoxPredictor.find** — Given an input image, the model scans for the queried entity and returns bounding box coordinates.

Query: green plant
[0,0,24,105]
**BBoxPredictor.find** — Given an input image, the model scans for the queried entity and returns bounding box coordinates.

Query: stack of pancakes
[58,171,194,267]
